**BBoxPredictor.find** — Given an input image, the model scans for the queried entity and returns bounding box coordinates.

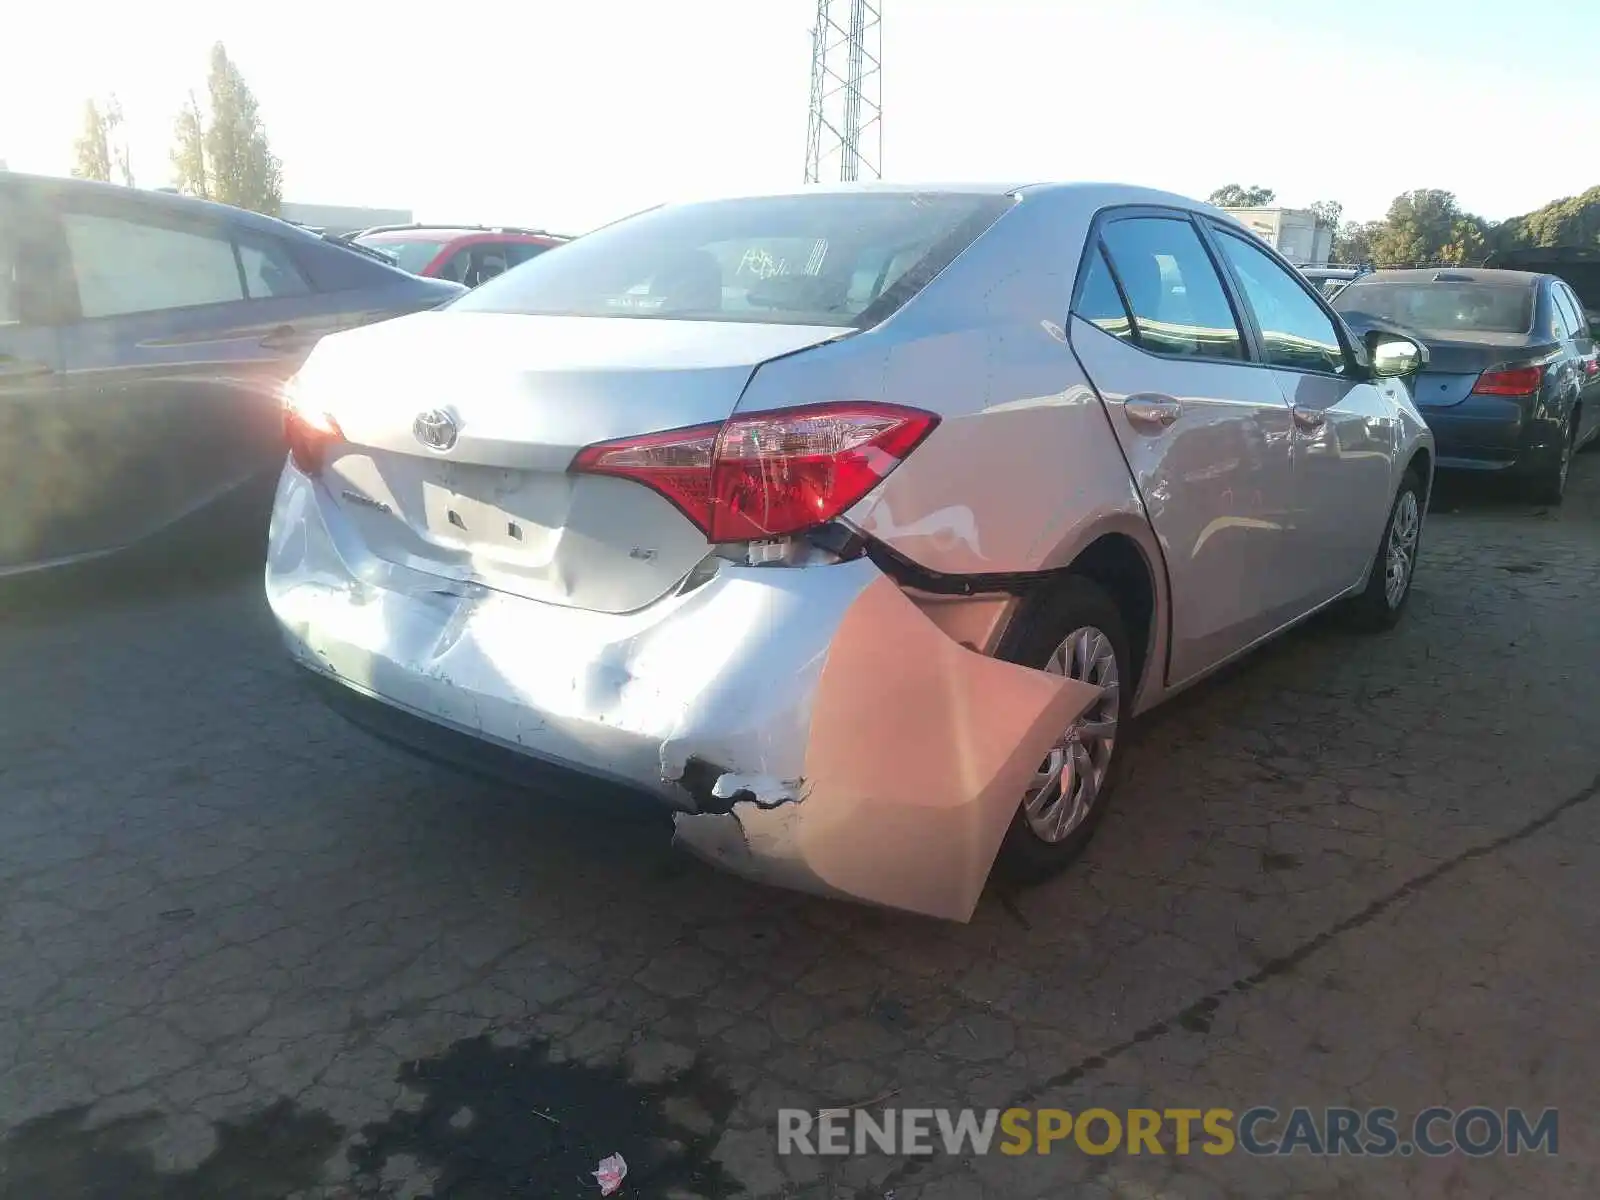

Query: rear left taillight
[1471,365,1543,396]
[281,377,344,473]
[570,401,939,544]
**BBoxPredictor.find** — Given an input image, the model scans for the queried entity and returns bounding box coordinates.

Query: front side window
[1551,285,1583,338]
[1214,230,1348,375]
[450,191,1013,328]
[1098,216,1243,360]
[62,212,244,318]
[1564,285,1596,336]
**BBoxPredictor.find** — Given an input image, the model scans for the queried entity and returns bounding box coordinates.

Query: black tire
[1526,416,1576,506]
[994,575,1132,884]
[1344,467,1425,633]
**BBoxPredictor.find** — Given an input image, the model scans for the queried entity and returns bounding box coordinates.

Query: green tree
[1332,220,1382,265]
[1208,184,1277,208]
[170,92,209,199]
[1308,200,1343,229]
[71,95,134,185]
[1368,189,1489,265]
[70,99,112,182]
[1495,186,1600,250]
[169,43,283,214]
[104,96,134,186]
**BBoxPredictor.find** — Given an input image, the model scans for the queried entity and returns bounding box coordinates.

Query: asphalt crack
[870,767,1600,1198]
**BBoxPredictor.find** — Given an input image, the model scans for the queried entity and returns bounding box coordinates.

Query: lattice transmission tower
[804,0,882,183]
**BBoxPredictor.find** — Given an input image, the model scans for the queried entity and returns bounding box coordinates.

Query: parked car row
[346,223,571,287]
[0,172,463,572]
[10,171,1594,921]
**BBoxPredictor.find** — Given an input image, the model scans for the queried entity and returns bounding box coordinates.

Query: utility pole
[804,0,882,184]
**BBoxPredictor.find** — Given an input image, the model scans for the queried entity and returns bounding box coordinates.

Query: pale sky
[3,0,1595,233]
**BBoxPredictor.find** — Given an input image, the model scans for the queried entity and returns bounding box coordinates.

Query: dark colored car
[1332,268,1600,503]
[348,225,570,287]
[1487,245,1600,332]
[0,172,463,574]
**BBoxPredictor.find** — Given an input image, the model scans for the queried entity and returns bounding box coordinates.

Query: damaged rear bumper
[266,463,1099,921]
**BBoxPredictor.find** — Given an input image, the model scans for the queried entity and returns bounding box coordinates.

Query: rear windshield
[447,192,1013,328]
[1333,281,1535,335]
[354,236,446,274]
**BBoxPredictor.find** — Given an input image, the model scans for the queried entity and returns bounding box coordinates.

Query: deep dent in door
[672,574,1101,922]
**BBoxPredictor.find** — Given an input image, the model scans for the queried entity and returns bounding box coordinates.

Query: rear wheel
[995,576,1131,882]
[1344,467,1424,633]
[1526,417,1575,506]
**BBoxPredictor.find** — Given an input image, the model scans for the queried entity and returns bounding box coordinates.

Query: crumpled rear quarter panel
[674,574,1101,922]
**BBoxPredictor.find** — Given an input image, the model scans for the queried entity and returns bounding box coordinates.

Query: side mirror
[1368,332,1427,378]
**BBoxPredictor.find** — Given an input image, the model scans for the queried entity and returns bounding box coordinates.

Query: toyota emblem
[413,408,459,452]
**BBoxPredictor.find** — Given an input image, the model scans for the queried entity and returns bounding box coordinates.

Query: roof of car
[657,180,1244,222]
[0,170,325,244]
[357,227,562,242]
[1355,268,1545,286]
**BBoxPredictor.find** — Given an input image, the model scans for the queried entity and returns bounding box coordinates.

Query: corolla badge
[413,408,459,452]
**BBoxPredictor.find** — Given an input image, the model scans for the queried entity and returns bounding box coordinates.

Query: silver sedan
[266,182,1433,920]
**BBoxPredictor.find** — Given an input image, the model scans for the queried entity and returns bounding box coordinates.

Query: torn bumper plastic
[672,575,1100,921]
[266,463,1100,921]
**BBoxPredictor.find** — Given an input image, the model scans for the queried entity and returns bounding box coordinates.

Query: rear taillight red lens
[1471,365,1543,396]
[282,379,344,472]
[570,402,939,543]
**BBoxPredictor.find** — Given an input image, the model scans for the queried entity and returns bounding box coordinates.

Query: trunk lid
[1407,333,1556,409]
[304,310,847,612]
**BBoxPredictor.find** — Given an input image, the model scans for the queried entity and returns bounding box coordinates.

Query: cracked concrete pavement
[1,464,1598,1198]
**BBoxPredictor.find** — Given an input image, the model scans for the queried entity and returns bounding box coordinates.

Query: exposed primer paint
[708,773,804,807]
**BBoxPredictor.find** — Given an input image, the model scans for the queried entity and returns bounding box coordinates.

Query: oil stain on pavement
[349,1033,740,1198]
[0,1099,341,1200]
[2,1034,740,1199]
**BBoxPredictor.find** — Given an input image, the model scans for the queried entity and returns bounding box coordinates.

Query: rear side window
[507,242,553,266]
[354,236,445,274]
[450,192,1014,328]
[1099,217,1243,360]
[1333,281,1534,336]
[63,212,244,317]
[238,237,311,299]
[1072,243,1136,345]
[0,193,20,325]
[1213,229,1348,375]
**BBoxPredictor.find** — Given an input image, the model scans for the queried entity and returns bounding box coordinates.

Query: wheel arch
[995,521,1167,712]
[1405,444,1434,505]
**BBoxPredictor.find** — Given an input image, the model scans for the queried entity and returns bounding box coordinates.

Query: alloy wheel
[1023,626,1120,843]
[1384,489,1420,609]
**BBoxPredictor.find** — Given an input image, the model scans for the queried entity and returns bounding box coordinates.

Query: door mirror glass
[1369,333,1425,378]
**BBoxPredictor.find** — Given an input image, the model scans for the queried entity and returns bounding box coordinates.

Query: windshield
[353,236,447,274]
[1333,281,1535,335]
[448,191,1013,327]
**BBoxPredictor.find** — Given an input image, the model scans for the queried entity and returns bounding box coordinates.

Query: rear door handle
[0,354,53,379]
[1123,394,1182,432]
[1292,405,1327,432]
